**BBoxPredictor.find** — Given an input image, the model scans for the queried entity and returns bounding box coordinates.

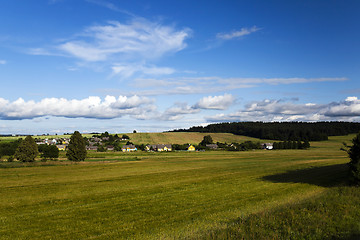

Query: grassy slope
[127,132,261,145]
[0,132,262,145]
[0,134,357,239]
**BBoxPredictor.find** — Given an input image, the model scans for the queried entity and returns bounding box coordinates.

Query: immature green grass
[0,135,357,239]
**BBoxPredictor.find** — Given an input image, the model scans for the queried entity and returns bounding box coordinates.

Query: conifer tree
[66,131,87,161]
[14,136,38,162]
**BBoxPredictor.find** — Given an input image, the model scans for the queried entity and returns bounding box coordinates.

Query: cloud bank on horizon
[2,95,360,124]
[0,0,359,134]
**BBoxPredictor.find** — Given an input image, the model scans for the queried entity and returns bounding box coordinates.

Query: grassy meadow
[0,132,259,145]
[0,134,359,239]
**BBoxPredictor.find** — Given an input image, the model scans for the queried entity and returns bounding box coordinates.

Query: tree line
[0,131,87,162]
[273,140,310,150]
[171,122,360,141]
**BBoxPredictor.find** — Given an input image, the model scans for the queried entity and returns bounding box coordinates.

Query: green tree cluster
[199,135,213,146]
[0,139,21,158]
[273,140,310,150]
[173,122,360,141]
[66,131,87,161]
[38,144,59,160]
[14,136,38,162]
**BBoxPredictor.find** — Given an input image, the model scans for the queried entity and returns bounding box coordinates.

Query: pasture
[0,134,359,239]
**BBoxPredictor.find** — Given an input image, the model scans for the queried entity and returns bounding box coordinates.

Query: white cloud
[28,48,55,56]
[206,97,360,123]
[160,103,200,121]
[194,94,235,110]
[57,19,191,62]
[0,96,154,120]
[159,94,234,121]
[85,0,136,17]
[217,26,260,40]
[0,60,6,64]
[127,76,347,96]
[217,77,348,86]
[325,97,360,117]
[111,63,175,78]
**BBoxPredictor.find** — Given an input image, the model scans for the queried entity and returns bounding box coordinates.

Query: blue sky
[0,0,359,134]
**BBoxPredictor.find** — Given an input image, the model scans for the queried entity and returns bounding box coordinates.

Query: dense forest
[171,122,360,141]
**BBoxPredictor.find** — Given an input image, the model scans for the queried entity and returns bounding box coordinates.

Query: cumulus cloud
[324,96,360,117]
[206,97,360,123]
[217,26,260,40]
[0,96,154,120]
[159,94,234,121]
[160,103,200,121]
[56,19,191,62]
[194,94,235,110]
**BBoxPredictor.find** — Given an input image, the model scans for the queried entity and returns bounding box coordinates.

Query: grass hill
[0,132,260,145]
[126,132,261,145]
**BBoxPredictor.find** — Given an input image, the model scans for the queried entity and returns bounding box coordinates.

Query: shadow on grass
[262,163,348,187]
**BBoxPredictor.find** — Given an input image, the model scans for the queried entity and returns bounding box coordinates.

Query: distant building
[187,145,196,151]
[145,144,172,152]
[56,145,67,151]
[263,143,273,150]
[121,145,137,152]
[86,146,98,151]
[206,144,218,150]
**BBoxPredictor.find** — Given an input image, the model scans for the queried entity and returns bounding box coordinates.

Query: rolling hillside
[126,132,261,145]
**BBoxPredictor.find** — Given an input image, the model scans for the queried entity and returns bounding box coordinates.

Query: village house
[206,144,218,150]
[187,145,196,151]
[86,146,98,151]
[145,144,172,152]
[263,143,274,150]
[121,144,137,152]
[56,145,67,151]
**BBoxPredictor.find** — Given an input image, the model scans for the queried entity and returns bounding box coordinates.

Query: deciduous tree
[200,135,213,146]
[14,136,38,162]
[39,144,59,160]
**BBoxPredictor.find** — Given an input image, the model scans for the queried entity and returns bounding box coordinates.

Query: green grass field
[0,134,359,239]
[0,132,260,145]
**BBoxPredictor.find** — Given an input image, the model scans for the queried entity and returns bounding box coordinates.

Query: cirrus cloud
[217,26,261,40]
[57,19,191,62]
